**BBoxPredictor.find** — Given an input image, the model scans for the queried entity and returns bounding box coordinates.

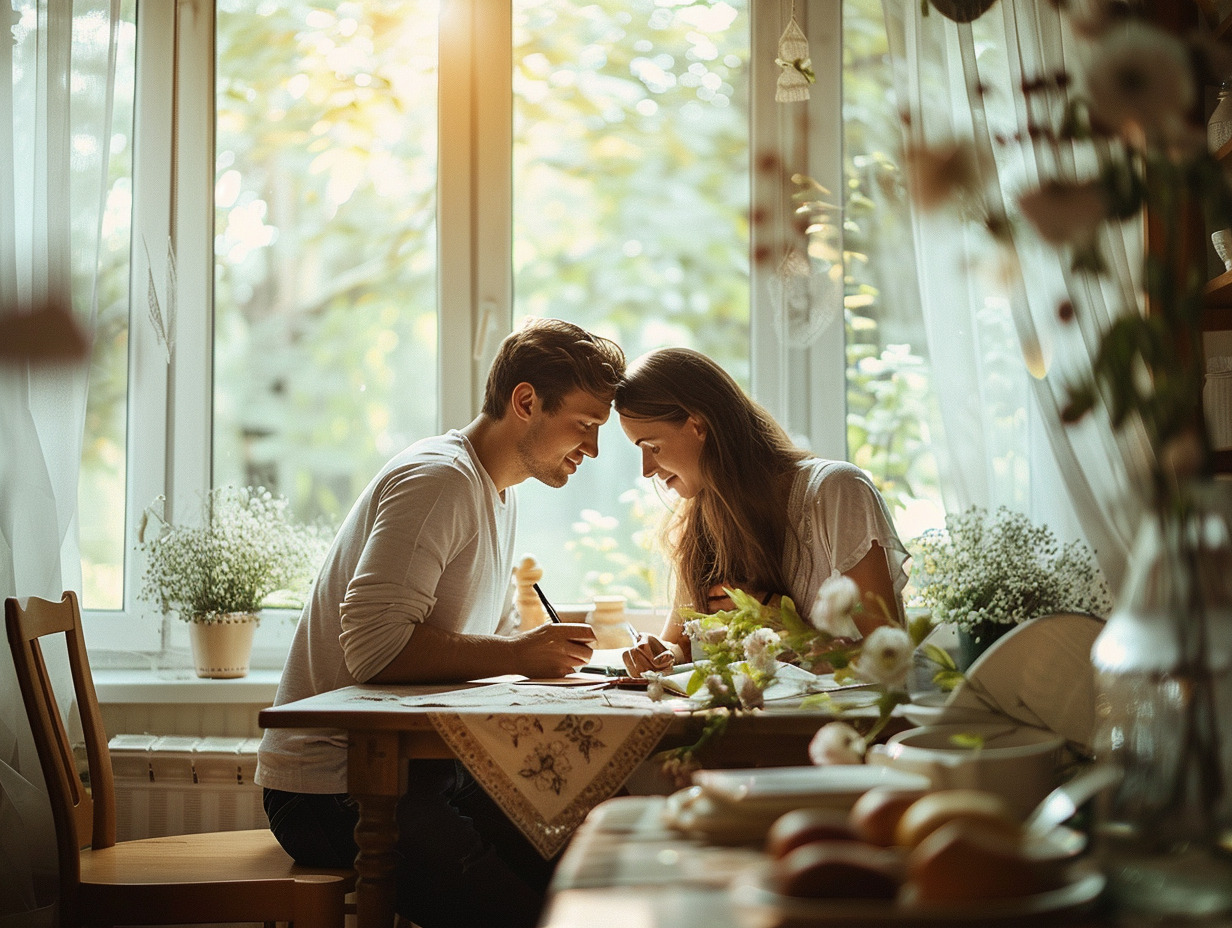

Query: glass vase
[1090,483,1232,919]
[956,621,1013,670]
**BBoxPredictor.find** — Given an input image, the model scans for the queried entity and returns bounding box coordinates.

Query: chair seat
[77,829,354,927]
[79,828,353,884]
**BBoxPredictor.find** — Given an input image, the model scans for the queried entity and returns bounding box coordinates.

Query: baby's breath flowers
[908,505,1111,646]
[138,485,329,623]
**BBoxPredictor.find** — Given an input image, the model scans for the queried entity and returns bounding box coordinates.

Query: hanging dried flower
[1017,180,1108,246]
[1083,22,1194,147]
[903,141,985,211]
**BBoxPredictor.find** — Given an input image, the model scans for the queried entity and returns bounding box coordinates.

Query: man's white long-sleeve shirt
[256,430,516,794]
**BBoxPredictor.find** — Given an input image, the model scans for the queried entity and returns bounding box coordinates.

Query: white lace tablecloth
[398,683,680,857]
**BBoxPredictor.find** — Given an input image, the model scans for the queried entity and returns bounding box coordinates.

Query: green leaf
[821,649,853,671]
[949,732,984,750]
[1099,158,1145,220]
[777,595,813,636]
[686,668,706,695]
[1070,243,1106,276]
[798,693,837,712]
[1061,382,1095,423]
[922,642,957,671]
[932,669,965,692]
[908,613,934,646]
[726,587,764,614]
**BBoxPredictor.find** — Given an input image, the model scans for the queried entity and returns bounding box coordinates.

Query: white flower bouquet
[908,505,1111,644]
[137,485,329,623]
[648,582,930,782]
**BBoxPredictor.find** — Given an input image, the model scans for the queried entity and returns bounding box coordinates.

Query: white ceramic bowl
[866,723,1066,819]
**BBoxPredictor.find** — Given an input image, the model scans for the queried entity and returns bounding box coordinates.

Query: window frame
[82,0,847,666]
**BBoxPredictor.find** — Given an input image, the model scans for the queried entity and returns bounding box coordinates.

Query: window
[510,0,751,608]
[80,0,942,661]
[213,2,440,522]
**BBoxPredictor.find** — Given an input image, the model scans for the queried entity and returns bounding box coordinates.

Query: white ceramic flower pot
[188,612,258,678]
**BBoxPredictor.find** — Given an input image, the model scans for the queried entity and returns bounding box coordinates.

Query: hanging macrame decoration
[768,247,841,346]
[775,10,814,103]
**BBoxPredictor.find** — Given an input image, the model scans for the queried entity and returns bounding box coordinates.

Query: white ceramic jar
[1206,361,1232,449]
[589,594,634,649]
[1210,80,1232,154]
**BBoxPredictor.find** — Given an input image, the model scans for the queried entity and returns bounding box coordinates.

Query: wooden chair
[5,591,355,928]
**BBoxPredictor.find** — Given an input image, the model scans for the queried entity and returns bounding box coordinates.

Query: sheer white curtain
[882,0,1150,591]
[1,2,120,923]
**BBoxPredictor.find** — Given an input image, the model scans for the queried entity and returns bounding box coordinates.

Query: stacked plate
[663,765,930,845]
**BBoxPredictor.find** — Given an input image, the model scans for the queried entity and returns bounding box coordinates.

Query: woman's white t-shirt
[782,458,910,632]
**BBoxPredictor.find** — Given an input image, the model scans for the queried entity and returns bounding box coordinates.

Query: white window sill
[93,668,282,704]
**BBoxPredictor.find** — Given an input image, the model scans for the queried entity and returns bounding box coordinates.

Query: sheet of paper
[467,672,609,687]
[587,647,629,672]
[516,674,610,686]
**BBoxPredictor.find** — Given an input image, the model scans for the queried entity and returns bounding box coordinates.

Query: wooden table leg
[349,730,401,928]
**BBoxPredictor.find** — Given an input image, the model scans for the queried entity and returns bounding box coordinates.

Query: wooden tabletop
[258,682,907,768]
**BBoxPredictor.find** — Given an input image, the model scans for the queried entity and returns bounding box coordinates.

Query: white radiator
[109,734,267,841]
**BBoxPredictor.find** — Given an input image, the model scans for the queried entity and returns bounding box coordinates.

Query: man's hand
[511,622,597,678]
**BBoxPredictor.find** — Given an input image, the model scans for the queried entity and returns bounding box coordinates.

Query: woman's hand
[621,634,683,677]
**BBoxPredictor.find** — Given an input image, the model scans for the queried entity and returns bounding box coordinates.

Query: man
[256,318,626,928]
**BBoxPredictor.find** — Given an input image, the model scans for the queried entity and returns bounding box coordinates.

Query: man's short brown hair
[482,318,626,419]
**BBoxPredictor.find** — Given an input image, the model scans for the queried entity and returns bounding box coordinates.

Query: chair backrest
[5,591,117,907]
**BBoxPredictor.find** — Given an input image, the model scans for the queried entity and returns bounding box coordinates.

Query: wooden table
[258,683,866,928]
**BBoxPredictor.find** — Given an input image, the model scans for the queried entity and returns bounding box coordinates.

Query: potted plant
[137,485,328,678]
[907,505,1112,669]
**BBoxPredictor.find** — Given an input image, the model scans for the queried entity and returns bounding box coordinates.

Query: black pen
[533,582,562,623]
[579,664,624,676]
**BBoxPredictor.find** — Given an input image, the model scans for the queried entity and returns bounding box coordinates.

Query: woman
[616,348,909,676]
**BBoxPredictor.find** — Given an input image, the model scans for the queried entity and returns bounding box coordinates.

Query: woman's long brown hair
[614,348,809,612]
